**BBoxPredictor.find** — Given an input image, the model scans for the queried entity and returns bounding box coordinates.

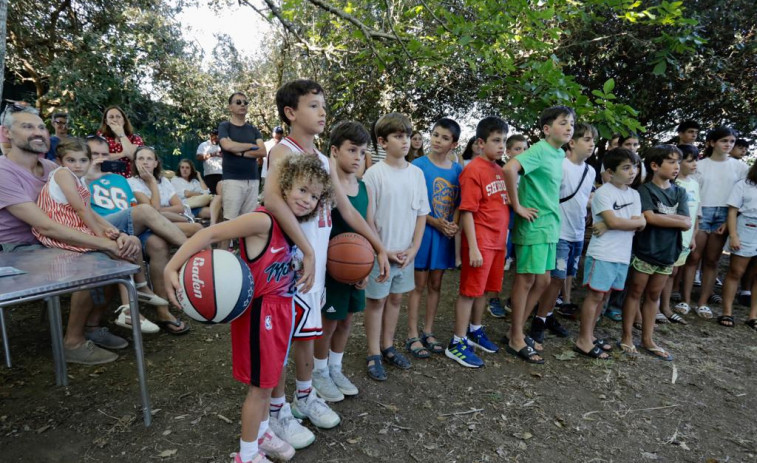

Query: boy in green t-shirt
[502,106,576,364]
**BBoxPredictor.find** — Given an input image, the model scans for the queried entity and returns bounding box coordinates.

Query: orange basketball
[327,233,375,284]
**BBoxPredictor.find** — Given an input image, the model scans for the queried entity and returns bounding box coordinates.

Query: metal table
[0,249,152,426]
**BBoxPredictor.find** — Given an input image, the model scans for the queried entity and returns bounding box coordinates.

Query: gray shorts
[103,209,152,250]
[365,259,415,299]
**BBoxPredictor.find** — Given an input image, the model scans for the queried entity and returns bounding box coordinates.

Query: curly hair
[277,153,334,222]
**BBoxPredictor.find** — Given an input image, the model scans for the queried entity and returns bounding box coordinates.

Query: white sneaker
[269,403,315,450]
[329,365,358,396]
[291,389,341,429]
[312,368,344,402]
[115,305,159,334]
[258,430,295,461]
[233,452,271,463]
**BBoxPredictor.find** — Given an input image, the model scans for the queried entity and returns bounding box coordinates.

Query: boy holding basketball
[311,121,372,402]
[362,112,430,381]
[446,116,509,368]
[164,154,333,463]
[263,80,389,448]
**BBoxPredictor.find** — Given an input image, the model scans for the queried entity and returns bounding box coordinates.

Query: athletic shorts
[222,179,259,220]
[292,287,325,340]
[551,239,583,279]
[323,276,365,321]
[203,174,222,195]
[365,259,414,299]
[674,247,691,267]
[699,206,728,233]
[104,208,152,250]
[515,243,557,274]
[631,256,673,276]
[725,215,757,258]
[459,243,505,298]
[231,295,294,388]
[582,256,629,293]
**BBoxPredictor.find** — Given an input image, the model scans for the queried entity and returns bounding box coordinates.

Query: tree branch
[305,0,396,41]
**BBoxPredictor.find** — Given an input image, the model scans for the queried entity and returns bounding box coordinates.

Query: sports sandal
[746,319,757,332]
[717,315,735,327]
[604,307,623,322]
[573,344,610,360]
[593,338,612,351]
[381,346,411,370]
[421,331,444,354]
[655,313,669,324]
[695,305,714,319]
[641,345,673,361]
[667,313,688,325]
[405,337,431,359]
[501,334,542,353]
[505,344,544,364]
[366,355,387,381]
[673,302,691,315]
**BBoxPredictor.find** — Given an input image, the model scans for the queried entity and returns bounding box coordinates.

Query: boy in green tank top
[312,122,373,400]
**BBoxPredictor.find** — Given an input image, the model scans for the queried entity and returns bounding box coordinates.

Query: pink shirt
[0,156,58,244]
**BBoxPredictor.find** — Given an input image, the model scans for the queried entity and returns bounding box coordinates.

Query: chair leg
[0,307,11,368]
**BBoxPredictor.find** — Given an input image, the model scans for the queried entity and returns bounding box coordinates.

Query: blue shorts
[365,259,414,299]
[551,239,583,279]
[104,209,152,250]
[582,256,629,293]
[699,206,728,233]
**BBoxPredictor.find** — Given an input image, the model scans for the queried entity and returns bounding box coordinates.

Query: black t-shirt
[633,182,689,266]
[218,121,263,181]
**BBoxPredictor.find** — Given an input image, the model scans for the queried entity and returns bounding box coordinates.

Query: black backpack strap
[560,164,590,204]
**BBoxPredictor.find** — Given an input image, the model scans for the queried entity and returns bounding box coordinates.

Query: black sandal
[667,313,688,325]
[421,331,444,354]
[381,346,411,369]
[593,338,613,351]
[574,344,610,360]
[505,344,544,364]
[745,319,757,332]
[718,315,735,327]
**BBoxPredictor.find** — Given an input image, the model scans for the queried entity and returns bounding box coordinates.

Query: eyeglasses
[53,120,68,126]
[1,101,39,124]
[234,99,250,106]
[86,134,108,143]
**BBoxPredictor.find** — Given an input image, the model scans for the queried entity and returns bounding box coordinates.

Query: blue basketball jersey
[88,174,137,216]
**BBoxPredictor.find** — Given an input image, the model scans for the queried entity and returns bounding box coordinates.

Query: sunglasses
[234,99,250,106]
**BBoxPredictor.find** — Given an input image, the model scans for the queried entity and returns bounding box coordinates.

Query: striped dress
[33,167,97,252]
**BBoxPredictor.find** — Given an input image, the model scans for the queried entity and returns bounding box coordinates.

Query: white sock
[546,312,553,318]
[328,350,344,368]
[269,396,285,417]
[239,439,258,462]
[313,357,328,371]
[295,380,312,400]
[453,334,464,343]
[257,419,269,439]
[536,316,546,322]
[469,323,482,332]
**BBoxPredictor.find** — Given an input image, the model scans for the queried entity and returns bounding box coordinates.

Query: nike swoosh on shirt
[613,201,633,210]
[271,246,285,253]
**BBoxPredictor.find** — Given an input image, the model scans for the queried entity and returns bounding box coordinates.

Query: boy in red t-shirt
[445,117,510,368]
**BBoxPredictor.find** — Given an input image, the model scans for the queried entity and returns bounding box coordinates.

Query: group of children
[155,79,753,463]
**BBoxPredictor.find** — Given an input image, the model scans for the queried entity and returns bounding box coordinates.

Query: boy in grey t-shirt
[576,149,645,359]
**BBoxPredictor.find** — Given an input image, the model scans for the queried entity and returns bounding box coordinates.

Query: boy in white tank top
[260,80,389,454]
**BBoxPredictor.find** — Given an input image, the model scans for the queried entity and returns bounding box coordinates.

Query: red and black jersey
[239,206,296,298]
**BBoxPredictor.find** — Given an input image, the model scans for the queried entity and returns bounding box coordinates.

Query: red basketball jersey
[239,207,296,298]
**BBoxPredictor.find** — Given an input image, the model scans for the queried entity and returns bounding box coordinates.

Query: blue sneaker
[445,338,484,368]
[487,298,506,318]
[467,326,499,353]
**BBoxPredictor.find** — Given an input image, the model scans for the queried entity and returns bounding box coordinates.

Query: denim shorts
[582,256,629,293]
[725,215,757,258]
[551,239,584,279]
[104,209,152,250]
[699,206,728,233]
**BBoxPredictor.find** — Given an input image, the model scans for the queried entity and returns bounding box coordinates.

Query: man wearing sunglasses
[46,112,70,161]
[218,92,266,226]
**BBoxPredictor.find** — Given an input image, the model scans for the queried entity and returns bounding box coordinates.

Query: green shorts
[322,276,365,321]
[674,247,691,267]
[631,256,673,276]
[515,243,557,274]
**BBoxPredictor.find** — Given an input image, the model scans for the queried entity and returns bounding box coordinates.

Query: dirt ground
[2,261,757,463]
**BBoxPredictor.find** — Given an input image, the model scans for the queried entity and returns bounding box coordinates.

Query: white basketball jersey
[279,137,332,294]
